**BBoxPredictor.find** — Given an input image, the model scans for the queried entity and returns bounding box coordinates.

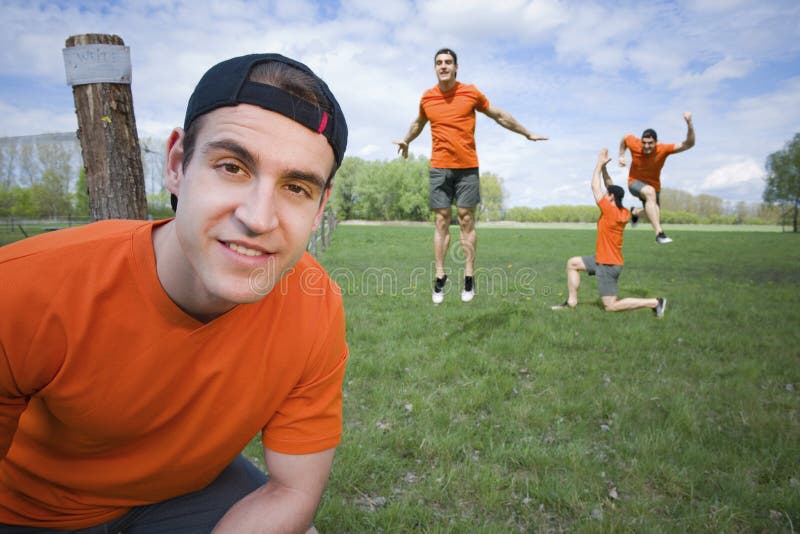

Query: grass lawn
[277,224,800,532]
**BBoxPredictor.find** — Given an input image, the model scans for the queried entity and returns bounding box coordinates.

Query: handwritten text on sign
[63,44,132,86]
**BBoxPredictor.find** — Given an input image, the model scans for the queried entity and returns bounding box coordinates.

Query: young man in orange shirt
[619,112,695,244]
[394,48,548,304]
[0,54,348,533]
[552,148,666,316]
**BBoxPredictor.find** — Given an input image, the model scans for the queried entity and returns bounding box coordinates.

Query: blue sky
[1,0,799,208]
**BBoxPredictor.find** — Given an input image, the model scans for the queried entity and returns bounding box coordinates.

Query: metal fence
[1,216,92,238]
[307,209,337,257]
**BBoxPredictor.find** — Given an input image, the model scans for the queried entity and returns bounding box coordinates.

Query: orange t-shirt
[595,196,630,266]
[420,82,490,168]
[0,220,348,529]
[625,134,676,191]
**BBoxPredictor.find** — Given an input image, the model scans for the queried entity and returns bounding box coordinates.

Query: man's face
[641,136,656,155]
[434,53,457,84]
[165,104,334,316]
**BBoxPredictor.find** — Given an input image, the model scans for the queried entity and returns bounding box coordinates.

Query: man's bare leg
[456,206,476,277]
[636,185,663,235]
[433,207,451,279]
[601,295,659,312]
[552,256,585,309]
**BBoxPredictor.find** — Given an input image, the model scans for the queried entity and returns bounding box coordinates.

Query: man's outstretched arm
[481,105,548,141]
[393,114,428,159]
[673,111,695,153]
[592,148,612,203]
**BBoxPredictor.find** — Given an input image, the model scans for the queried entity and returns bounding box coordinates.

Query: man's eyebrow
[203,140,257,169]
[203,139,326,189]
[285,169,327,190]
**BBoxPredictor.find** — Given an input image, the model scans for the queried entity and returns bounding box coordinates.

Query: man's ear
[164,128,185,196]
[312,186,333,232]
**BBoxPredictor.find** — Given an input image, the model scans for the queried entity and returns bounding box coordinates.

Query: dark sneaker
[551,301,574,311]
[432,275,447,304]
[461,275,474,302]
[656,232,673,244]
[630,206,639,227]
[654,297,667,318]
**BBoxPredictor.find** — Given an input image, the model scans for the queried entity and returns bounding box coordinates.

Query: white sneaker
[654,297,667,318]
[432,276,447,304]
[461,288,474,302]
[656,232,673,244]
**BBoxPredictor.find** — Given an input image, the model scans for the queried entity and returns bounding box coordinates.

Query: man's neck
[438,79,457,92]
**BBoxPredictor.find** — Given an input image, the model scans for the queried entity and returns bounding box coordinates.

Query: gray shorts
[628,180,660,206]
[429,167,481,209]
[582,255,622,297]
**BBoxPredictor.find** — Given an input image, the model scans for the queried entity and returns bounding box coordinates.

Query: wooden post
[64,34,147,220]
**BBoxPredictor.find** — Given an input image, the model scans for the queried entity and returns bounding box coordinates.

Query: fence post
[64,34,147,220]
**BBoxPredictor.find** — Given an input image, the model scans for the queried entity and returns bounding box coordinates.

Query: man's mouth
[227,242,266,257]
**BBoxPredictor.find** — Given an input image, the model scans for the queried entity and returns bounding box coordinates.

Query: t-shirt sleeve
[474,86,490,112]
[597,195,613,214]
[261,296,348,455]
[0,345,28,459]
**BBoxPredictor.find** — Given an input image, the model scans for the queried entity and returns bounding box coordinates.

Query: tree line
[2,133,796,228]
[0,136,172,220]
[330,155,782,225]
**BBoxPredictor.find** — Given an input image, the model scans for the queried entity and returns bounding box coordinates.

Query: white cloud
[0,0,798,209]
[699,159,766,199]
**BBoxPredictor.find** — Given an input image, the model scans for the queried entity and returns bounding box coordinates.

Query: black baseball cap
[183,53,348,170]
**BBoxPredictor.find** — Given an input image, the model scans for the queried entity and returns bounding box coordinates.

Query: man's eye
[222,163,242,173]
[287,184,311,197]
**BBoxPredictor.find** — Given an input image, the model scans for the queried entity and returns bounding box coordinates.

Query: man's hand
[525,132,549,141]
[392,140,409,159]
[683,111,692,124]
[618,157,627,167]
[599,148,612,167]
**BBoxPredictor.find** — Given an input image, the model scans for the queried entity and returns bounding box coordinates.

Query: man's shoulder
[279,253,343,305]
[1,219,153,265]
[658,143,677,155]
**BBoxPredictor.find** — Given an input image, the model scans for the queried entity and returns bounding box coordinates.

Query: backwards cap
[183,53,347,170]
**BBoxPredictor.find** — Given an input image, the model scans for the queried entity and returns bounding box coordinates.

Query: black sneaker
[656,232,673,244]
[432,275,447,304]
[630,206,639,227]
[654,297,667,318]
[551,301,574,311]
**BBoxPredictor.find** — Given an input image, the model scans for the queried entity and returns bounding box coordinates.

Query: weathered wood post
[63,34,147,220]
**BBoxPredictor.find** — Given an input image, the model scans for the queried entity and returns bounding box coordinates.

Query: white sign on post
[63,44,132,86]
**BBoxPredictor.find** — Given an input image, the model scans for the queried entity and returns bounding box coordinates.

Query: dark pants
[0,455,267,534]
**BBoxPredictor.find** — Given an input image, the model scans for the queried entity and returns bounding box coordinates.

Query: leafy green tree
[73,167,90,216]
[764,133,800,232]
[478,172,505,221]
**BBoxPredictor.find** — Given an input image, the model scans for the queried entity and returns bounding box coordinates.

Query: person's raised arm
[673,111,695,153]
[481,105,548,141]
[592,148,612,203]
[618,135,629,167]
[393,114,428,159]
[212,447,336,534]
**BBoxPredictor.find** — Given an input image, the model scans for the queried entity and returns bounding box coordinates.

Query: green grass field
[5,221,796,531]
[286,224,800,532]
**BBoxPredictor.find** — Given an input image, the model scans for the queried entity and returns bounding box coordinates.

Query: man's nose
[235,183,279,235]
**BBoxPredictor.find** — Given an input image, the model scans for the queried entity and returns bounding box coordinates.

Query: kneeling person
[552,149,666,316]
